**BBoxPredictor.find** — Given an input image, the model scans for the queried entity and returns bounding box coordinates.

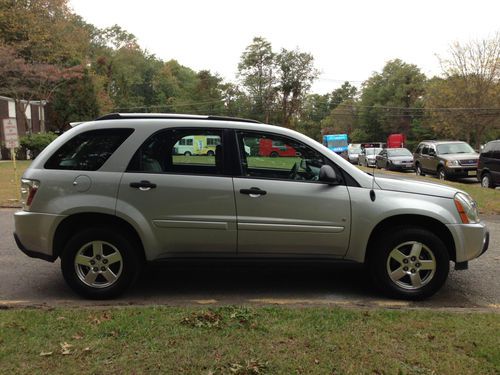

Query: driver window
[238,132,327,182]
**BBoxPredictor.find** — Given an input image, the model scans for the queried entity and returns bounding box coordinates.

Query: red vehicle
[259,138,297,157]
[387,133,406,148]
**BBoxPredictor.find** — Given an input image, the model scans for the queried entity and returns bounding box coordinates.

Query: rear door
[117,128,237,256]
[233,131,351,256]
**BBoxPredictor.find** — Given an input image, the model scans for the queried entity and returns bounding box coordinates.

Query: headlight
[446,160,460,167]
[454,192,479,224]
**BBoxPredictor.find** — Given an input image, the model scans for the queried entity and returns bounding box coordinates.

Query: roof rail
[95,113,260,124]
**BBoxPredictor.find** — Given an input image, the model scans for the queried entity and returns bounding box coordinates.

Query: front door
[233,131,351,256]
[117,128,237,258]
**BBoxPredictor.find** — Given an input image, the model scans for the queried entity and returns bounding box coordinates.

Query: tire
[207,150,214,156]
[184,151,192,156]
[481,172,494,189]
[437,166,446,180]
[270,151,279,158]
[368,226,450,300]
[415,163,425,176]
[61,228,142,299]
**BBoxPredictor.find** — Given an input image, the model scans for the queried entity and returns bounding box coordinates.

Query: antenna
[370,161,376,202]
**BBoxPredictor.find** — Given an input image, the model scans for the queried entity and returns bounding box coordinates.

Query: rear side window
[127,128,225,175]
[45,129,134,171]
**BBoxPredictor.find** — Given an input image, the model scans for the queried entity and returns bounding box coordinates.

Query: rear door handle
[240,187,267,197]
[130,180,157,191]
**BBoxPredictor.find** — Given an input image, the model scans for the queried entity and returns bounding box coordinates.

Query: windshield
[387,148,412,157]
[349,148,362,153]
[365,148,382,156]
[437,142,474,155]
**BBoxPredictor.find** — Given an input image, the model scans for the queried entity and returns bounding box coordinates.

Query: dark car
[413,141,479,180]
[376,148,414,171]
[477,140,500,188]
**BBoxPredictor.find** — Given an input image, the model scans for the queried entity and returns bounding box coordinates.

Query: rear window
[45,129,134,171]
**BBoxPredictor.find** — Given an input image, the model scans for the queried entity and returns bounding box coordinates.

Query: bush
[20,132,58,158]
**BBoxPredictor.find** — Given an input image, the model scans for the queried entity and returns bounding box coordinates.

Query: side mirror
[319,165,339,185]
[429,149,436,156]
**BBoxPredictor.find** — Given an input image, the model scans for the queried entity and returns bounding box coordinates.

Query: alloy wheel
[74,241,123,288]
[386,241,436,290]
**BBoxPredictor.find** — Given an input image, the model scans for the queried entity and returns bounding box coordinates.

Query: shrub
[20,132,58,158]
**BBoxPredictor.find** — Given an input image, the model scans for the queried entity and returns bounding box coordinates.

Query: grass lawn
[358,166,500,215]
[0,306,498,374]
[0,160,31,206]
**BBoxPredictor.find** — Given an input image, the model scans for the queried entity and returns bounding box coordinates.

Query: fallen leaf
[72,333,84,340]
[39,351,53,357]
[56,316,66,321]
[60,342,73,355]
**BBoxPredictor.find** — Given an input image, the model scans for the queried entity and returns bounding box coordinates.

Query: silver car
[14,114,489,300]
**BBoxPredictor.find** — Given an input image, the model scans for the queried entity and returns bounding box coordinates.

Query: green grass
[0,160,31,206]
[0,306,499,374]
[358,166,500,215]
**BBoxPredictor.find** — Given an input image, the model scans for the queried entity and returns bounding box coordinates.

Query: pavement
[1,208,498,310]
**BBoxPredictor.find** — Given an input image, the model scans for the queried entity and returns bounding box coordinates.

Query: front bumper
[446,221,489,263]
[445,165,477,177]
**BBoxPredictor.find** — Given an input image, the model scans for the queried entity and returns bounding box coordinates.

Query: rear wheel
[61,228,142,299]
[270,151,279,157]
[184,151,192,156]
[415,163,425,176]
[369,227,450,300]
[206,150,215,156]
[481,172,493,188]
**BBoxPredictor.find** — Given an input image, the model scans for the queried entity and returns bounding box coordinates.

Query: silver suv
[14,114,489,299]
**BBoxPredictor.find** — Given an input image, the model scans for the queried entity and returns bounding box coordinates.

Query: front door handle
[130,180,157,191]
[240,187,267,197]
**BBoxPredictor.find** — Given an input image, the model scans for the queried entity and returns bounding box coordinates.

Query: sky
[70,0,500,94]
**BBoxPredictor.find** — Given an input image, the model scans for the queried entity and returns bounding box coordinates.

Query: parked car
[347,144,362,164]
[376,148,414,171]
[477,140,500,188]
[358,147,383,167]
[14,113,489,300]
[413,140,479,180]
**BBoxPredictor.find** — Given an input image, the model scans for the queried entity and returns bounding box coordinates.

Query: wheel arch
[366,214,456,262]
[53,213,146,261]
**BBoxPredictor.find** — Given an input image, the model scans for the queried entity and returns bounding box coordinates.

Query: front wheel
[369,227,450,300]
[438,167,446,180]
[61,228,142,299]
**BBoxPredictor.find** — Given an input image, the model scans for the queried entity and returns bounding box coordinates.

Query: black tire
[184,151,192,156]
[61,228,142,299]
[270,151,279,158]
[437,166,446,180]
[415,163,425,176]
[368,226,450,300]
[207,150,215,156]
[481,172,494,189]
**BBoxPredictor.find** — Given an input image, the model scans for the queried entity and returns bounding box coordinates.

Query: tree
[321,99,359,136]
[425,34,500,148]
[238,37,277,122]
[359,59,427,140]
[47,70,100,131]
[276,48,319,128]
[330,81,358,109]
[0,43,81,132]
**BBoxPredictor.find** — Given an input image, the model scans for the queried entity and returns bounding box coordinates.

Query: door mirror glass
[319,165,339,185]
[428,149,436,156]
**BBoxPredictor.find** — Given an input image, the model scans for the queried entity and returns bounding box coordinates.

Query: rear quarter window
[44,128,134,171]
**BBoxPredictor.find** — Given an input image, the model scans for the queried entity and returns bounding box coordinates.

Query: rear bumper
[14,210,66,262]
[14,232,57,262]
[446,221,489,263]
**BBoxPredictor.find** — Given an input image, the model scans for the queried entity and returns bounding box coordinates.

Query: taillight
[20,179,40,211]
